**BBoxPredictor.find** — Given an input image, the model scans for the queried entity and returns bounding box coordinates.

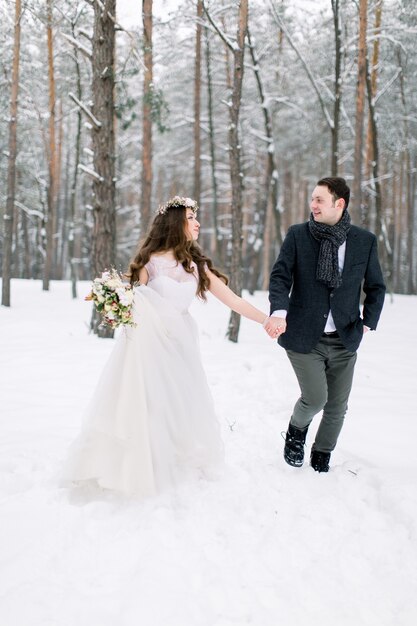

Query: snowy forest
[1,4,417,621]
[1,0,416,311]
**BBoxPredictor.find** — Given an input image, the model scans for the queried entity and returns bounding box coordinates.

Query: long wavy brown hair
[126,203,228,299]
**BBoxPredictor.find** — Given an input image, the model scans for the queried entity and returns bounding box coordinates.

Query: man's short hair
[317,177,350,209]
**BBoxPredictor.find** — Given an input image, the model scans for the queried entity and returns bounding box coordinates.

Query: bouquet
[85,269,136,328]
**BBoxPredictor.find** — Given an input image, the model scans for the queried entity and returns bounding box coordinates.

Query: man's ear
[336,198,345,210]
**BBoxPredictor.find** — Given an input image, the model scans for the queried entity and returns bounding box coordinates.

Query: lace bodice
[144,254,198,312]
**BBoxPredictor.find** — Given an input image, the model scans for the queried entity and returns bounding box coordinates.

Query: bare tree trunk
[220,12,233,269]
[13,204,20,277]
[249,27,281,234]
[397,155,405,291]
[282,169,293,233]
[331,0,342,176]
[392,161,400,291]
[365,57,393,293]
[91,0,116,337]
[1,0,22,307]
[204,27,219,259]
[363,0,382,229]
[68,17,83,299]
[141,0,153,230]
[408,155,416,293]
[351,0,368,224]
[247,27,281,292]
[261,198,274,291]
[43,0,57,291]
[365,59,381,241]
[55,98,64,279]
[22,211,31,278]
[397,48,415,294]
[225,0,248,343]
[194,0,203,206]
[365,0,382,174]
[203,1,248,313]
[59,140,71,280]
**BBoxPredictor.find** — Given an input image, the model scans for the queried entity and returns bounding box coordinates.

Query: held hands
[263,316,287,339]
[263,317,369,338]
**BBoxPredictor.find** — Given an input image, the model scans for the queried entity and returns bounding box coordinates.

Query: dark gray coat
[269,222,386,353]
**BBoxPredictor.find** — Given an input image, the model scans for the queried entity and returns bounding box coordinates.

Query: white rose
[116,288,133,306]
[116,287,126,301]
[106,278,121,289]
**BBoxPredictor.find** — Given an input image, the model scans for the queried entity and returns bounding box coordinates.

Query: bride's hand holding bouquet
[85,268,136,328]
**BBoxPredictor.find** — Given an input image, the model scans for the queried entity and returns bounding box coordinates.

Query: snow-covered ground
[0,279,416,626]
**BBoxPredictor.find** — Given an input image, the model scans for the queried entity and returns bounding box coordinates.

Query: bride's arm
[207,269,267,325]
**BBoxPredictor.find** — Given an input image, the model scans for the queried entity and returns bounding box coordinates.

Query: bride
[63,196,270,498]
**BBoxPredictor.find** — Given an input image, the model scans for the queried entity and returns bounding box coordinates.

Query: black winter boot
[310,449,331,473]
[283,423,308,467]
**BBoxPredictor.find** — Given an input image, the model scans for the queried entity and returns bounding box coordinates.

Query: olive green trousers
[286,334,357,453]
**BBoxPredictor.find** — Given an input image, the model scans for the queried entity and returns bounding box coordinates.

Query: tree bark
[68,16,84,299]
[365,0,382,176]
[226,0,249,343]
[193,0,203,206]
[22,210,31,279]
[365,57,393,294]
[247,27,281,291]
[204,26,219,260]
[1,0,22,307]
[351,0,368,225]
[43,0,58,291]
[55,98,64,279]
[91,0,117,337]
[202,0,248,312]
[397,48,415,294]
[141,0,153,230]
[331,0,342,176]
[397,156,405,291]
[363,0,382,229]
[365,59,381,240]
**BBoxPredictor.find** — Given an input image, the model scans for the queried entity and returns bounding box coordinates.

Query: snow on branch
[61,32,92,60]
[202,0,239,53]
[271,97,310,118]
[247,127,272,144]
[78,29,92,42]
[268,0,334,131]
[14,200,44,220]
[374,68,402,105]
[78,164,104,182]
[69,92,102,128]
[362,171,396,186]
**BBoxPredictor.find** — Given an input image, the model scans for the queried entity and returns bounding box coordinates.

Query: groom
[264,177,386,472]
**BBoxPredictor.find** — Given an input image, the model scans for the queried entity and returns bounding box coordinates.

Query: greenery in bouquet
[85,269,136,328]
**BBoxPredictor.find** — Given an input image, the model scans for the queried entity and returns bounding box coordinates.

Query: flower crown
[157,196,198,215]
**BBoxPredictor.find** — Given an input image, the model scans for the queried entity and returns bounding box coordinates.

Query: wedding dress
[63,254,224,497]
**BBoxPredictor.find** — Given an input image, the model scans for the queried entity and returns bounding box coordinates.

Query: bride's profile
[63,196,269,498]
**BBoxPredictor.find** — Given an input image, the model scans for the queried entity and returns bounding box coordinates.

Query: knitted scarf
[308,209,351,288]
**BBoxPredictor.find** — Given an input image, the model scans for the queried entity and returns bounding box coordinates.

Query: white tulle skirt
[62,286,224,498]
